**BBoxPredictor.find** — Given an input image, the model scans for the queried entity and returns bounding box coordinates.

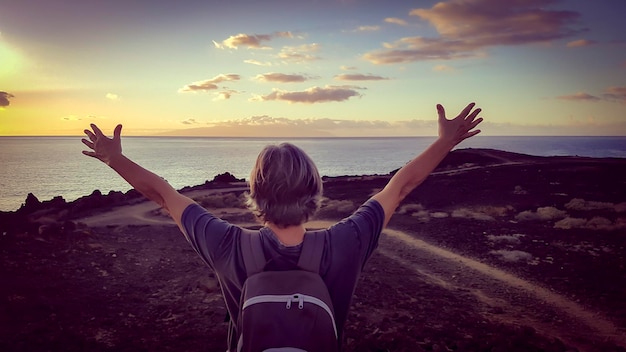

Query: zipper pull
[298,295,304,309]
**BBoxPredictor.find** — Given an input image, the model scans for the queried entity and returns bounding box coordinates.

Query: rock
[23,193,41,212]
[212,172,243,183]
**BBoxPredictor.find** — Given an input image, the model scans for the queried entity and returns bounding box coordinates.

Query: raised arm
[372,103,483,227]
[81,124,195,230]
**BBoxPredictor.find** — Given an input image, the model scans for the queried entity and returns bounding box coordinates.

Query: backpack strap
[297,230,326,273]
[241,228,326,276]
[241,229,266,277]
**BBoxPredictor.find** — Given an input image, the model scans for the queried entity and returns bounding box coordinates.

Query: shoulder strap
[297,230,326,273]
[241,229,266,277]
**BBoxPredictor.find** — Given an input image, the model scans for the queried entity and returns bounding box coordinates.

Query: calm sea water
[1,136,625,212]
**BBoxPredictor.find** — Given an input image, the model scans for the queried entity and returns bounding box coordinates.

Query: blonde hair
[246,143,323,227]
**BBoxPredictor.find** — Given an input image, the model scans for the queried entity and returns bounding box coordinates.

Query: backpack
[236,229,339,352]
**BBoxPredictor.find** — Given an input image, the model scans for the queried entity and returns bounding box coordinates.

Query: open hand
[437,103,483,147]
[81,124,123,165]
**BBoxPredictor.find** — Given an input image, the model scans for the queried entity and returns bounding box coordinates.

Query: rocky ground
[1,148,625,351]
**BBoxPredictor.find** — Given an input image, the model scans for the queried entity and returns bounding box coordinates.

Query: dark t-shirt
[181,198,384,350]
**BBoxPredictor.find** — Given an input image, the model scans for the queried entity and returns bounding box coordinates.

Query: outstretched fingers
[457,102,476,120]
[91,123,105,138]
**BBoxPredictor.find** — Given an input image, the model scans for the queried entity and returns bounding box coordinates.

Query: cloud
[432,64,455,72]
[181,118,200,125]
[179,74,240,92]
[602,86,626,103]
[340,65,357,71]
[278,43,321,63]
[255,73,309,83]
[105,93,119,101]
[250,85,362,104]
[385,17,408,26]
[351,25,380,32]
[0,91,14,107]
[556,92,601,102]
[365,0,581,64]
[214,90,238,101]
[557,87,626,103]
[213,115,393,130]
[334,73,389,81]
[244,59,272,66]
[213,31,294,50]
[566,39,597,47]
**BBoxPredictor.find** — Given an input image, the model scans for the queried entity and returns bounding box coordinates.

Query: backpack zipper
[243,293,338,338]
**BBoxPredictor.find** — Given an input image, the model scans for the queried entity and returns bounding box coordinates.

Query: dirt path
[308,221,626,351]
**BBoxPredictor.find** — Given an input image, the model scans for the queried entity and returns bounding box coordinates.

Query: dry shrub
[430,211,449,219]
[411,210,430,223]
[489,250,533,262]
[398,203,424,215]
[554,216,626,231]
[565,198,615,211]
[515,207,567,221]
[513,185,527,195]
[451,208,495,221]
[476,205,513,217]
[198,193,244,209]
[553,217,588,229]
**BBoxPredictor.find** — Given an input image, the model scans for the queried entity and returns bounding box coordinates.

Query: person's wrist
[435,135,456,150]
[106,153,125,167]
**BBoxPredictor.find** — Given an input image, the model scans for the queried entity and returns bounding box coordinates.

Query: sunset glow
[1,0,625,136]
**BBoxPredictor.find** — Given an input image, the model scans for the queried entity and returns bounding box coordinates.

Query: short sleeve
[347,198,385,266]
[326,198,385,270]
[181,203,238,270]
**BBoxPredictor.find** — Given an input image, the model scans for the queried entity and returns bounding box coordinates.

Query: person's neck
[265,222,306,246]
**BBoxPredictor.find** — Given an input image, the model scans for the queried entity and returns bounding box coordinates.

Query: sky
[0,0,625,137]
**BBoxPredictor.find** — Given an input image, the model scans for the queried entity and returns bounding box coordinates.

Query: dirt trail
[308,221,626,351]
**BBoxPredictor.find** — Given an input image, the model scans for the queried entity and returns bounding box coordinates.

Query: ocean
[1,136,625,212]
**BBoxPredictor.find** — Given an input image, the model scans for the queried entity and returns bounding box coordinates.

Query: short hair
[246,143,323,228]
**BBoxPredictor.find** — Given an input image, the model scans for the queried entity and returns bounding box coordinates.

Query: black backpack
[236,229,339,352]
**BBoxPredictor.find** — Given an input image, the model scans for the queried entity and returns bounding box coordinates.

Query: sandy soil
[1,149,625,351]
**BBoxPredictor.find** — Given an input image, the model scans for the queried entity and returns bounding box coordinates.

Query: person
[82,102,483,351]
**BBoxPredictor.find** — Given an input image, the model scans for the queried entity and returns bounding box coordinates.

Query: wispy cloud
[340,65,357,71]
[244,59,273,66]
[214,90,238,101]
[250,85,362,104]
[213,31,293,50]
[278,43,321,63]
[213,115,395,130]
[433,64,455,72]
[105,93,119,101]
[181,118,200,125]
[602,86,626,103]
[179,74,240,92]
[557,87,626,103]
[365,0,581,64]
[385,17,408,26]
[351,25,380,32]
[334,73,389,81]
[557,92,601,102]
[255,73,310,83]
[0,91,14,107]
[566,39,596,47]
